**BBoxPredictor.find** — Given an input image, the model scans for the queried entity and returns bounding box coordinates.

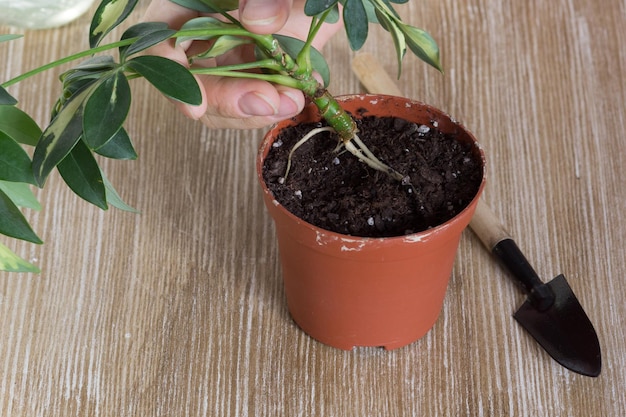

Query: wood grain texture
[1,0,625,415]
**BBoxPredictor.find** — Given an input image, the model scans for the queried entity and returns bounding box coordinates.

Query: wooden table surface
[2,1,625,415]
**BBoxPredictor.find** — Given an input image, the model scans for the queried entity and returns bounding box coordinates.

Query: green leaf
[323,5,340,23]
[0,34,23,43]
[176,16,237,46]
[200,0,239,10]
[102,172,138,213]
[0,188,42,244]
[343,0,369,50]
[125,56,202,105]
[120,22,176,59]
[169,0,239,13]
[0,181,41,211]
[0,241,40,273]
[0,86,17,105]
[61,56,118,86]
[83,71,131,150]
[57,140,107,210]
[194,35,252,60]
[361,0,379,23]
[94,128,137,160]
[273,35,331,87]
[89,0,140,48]
[0,105,42,146]
[377,0,402,18]
[304,0,339,16]
[59,78,101,108]
[375,9,406,77]
[73,55,118,71]
[399,23,443,72]
[32,85,93,186]
[0,132,36,184]
[168,0,214,12]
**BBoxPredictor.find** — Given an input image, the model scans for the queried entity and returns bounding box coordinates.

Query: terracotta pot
[257,94,486,350]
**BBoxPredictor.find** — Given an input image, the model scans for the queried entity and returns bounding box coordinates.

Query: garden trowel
[352,52,602,377]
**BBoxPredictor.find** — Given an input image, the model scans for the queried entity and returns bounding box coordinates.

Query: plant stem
[191,59,284,75]
[191,67,313,91]
[310,89,358,142]
[294,9,332,79]
[1,38,136,88]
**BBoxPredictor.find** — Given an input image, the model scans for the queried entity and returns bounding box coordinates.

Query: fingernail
[241,0,280,27]
[185,104,205,120]
[239,92,278,116]
[277,91,302,116]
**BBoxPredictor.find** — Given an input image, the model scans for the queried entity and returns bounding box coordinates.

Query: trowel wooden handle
[352,52,511,251]
[470,201,547,298]
[468,199,511,251]
[351,52,403,96]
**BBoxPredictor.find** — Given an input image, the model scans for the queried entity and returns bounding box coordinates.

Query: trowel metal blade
[513,274,602,377]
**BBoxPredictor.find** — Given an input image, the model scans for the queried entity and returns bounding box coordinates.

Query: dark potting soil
[262,115,483,237]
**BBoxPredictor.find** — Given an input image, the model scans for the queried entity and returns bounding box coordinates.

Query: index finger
[143,0,200,30]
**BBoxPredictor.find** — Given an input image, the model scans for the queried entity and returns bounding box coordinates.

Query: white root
[343,134,405,181]
[284,126,334,180]
[284,127,406,183]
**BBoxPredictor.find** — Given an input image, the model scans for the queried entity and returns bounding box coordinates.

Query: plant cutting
[0,0,485,350]
[0,0,441,271]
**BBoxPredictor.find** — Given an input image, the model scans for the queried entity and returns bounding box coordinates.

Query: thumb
[239,0,294,34]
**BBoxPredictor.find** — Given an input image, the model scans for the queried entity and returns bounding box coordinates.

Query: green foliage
[0,0,441,272]
[32,84,92,187]
[0,105,45,267]
[175,16,249,45]
[83,71,132,149]
[343,0,369,50]
[305,0,339,16]
[0,242,40,273]
[125,56,203,104]
[0,105,42,146]
[169,0,239,13]
[0,188,42,244]
[0,132,37,184]
[0,86,17,105]
[0,34,23,42]
[304,0,441,74]
[197,35,252,59]
[372,2,442,75]
[94,128,137,160]
[0,181,41,211]
[90,0,140,47]
[102,172,139,213]
[119,22,177,59]
[273,35,331,87]
[57,140,108,209]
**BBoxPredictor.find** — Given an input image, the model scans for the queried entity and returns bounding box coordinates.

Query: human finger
[239,0,294,34]
[143,0,199,31]
[199,78,305,129]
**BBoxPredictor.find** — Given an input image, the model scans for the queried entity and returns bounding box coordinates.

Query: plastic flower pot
[257,94,486,350]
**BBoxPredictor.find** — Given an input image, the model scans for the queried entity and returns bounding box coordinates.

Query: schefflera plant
[0,0,441,272]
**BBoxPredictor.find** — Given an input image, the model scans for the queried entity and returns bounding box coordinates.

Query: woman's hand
[143,0,342,129]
